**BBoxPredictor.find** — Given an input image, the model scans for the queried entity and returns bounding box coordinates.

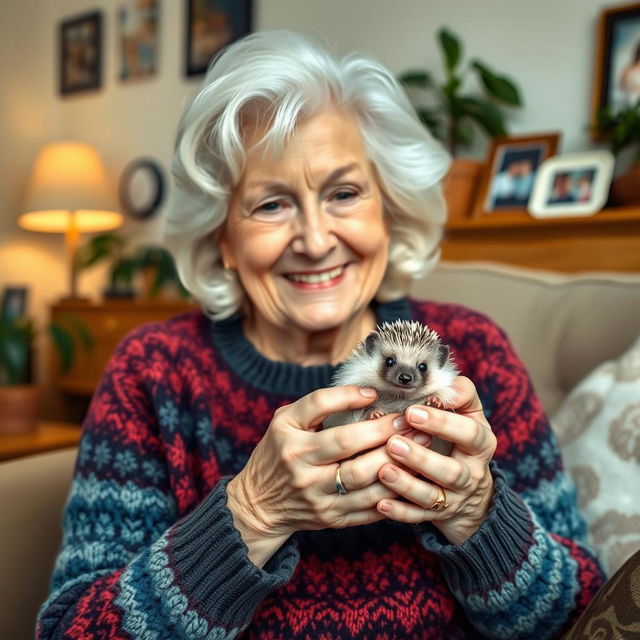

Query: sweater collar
[212,298,412,397]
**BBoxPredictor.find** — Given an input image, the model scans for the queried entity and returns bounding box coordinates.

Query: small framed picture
[1,287,28,323]
[528,151,615,219]
[473,133,560,218]
[185,0,252,77]
[591,2,640,137]
[118,0,160,82]
[59,11,103,95]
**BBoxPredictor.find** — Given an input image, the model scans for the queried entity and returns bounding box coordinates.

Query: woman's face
[219,106,390,334]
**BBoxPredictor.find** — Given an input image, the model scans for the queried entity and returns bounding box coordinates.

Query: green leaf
[456,96,507,137]
[77,233,126,270]
[0,320,31,383]
[438,28,462,73]
[398,70,434,89]
[416,107,441,130]
[471,60,522,106]
[453,119,475,148]
[54,313,94,351]
[110,258,137,288]
[48,324,75,374]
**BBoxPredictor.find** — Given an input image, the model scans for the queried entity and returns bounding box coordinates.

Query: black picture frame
[118,158,165,220]
[185,0,252,77]
[1,287,28,323]
[591,2,640,137]
[59,11,103,95]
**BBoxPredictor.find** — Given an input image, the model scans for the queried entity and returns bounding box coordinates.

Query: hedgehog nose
[398,373,413,384]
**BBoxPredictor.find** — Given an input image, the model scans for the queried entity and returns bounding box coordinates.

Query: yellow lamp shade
[19,141,123,232]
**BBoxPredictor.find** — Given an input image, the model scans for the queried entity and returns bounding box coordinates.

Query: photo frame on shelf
[528,151,615,219]
[118,0,160,82]
[472,132,560,218]
[1,287,28,323]
[591,2,640,139]
[185,0,252,77]
[59,11,103,95]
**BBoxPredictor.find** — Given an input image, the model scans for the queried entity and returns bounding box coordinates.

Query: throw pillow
[551,334,640,577]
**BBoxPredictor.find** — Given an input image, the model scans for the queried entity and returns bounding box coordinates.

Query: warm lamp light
[19,142,123,300]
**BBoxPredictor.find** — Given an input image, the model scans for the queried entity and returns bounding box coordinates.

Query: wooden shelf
[442,206,640,272]
[0,422,81,462]
[50,299,194,416]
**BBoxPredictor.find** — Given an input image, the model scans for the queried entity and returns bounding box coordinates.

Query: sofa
[1,260,639,639]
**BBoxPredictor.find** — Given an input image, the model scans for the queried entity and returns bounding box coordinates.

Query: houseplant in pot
[398,28,523,219]
[596,99,640,206]
[0,302,92,434]
[78,232,189,300]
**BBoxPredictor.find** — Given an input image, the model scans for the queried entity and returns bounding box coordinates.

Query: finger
[286,385,378,431]
[377,498,440,524]
[333,432,427,492]
[378,464,451,510]
[308,411,408,465]
[405,405,496,457]
[385,434,472,492]
[448,376,489,425]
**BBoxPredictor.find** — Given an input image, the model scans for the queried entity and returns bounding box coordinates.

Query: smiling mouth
[283,264,347,285]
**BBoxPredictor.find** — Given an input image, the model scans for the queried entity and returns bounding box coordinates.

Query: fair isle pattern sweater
[37,297,604,640]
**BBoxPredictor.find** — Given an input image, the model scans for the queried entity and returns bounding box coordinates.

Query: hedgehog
[322,320,459,438]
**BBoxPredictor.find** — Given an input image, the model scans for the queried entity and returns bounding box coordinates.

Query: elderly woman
[37,31,604,639]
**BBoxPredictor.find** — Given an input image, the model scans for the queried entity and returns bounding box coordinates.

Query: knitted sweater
[37,297,604,640]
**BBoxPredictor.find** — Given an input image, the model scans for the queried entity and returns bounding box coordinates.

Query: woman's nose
[291,207,337,258]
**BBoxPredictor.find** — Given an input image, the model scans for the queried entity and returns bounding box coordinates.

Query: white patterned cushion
[551,334,640,577]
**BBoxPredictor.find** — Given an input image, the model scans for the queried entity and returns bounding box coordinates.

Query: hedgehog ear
[364,332,378,356]
[438,344,450,368]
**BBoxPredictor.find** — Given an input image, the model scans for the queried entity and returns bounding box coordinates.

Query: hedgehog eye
[418,362,427,372]
[385,357,396,367]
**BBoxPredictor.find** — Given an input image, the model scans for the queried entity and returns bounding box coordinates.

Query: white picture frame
[528,151,615,218]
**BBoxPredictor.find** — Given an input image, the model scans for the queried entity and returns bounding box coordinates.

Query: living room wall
[0,0,614,383]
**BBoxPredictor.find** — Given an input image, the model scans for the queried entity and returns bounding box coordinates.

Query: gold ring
[430,486,448,511]
[336,465,348,495]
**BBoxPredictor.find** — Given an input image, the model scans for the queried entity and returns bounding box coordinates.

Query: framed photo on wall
[1,287,28,323]
[59,11,103,95]
[591,2,640,137]
[528,151,615,218]
[118,0,160,82]
[472,132,560,218]
[185,0,252,77]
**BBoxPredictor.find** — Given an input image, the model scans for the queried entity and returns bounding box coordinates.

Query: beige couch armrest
[0,447,77,639]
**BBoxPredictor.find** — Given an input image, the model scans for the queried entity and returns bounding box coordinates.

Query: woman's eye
[257,201,281,213]
[333,190,357,202]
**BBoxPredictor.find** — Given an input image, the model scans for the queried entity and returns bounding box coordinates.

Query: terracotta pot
[610,161,640,206]
[443,158,484,221]
[0,385,42,435]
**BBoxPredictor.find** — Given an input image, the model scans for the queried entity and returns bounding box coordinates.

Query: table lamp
[19,141,124,301]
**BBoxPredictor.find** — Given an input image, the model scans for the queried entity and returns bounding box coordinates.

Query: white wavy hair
[164,30,450,319]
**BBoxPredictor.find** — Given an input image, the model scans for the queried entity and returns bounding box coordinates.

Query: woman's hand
[376,376,498,545]
[226,385,419,567]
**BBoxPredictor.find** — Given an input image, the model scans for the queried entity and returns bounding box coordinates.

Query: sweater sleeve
[36,324,299,640]
[414,308,605,640]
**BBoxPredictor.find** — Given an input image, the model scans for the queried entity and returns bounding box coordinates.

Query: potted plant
[77,232,189,300]
[596,100,640,206]
[398,28,523,219]
[0,303,92,434]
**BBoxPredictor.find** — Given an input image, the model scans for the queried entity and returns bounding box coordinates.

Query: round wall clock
[119,158,165,220]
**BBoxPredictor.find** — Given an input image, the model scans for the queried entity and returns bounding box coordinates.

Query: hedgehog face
[378,352,430,394]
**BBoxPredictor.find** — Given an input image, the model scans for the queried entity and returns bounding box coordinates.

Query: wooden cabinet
[50,300,193,419]
[441,206,640,272]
